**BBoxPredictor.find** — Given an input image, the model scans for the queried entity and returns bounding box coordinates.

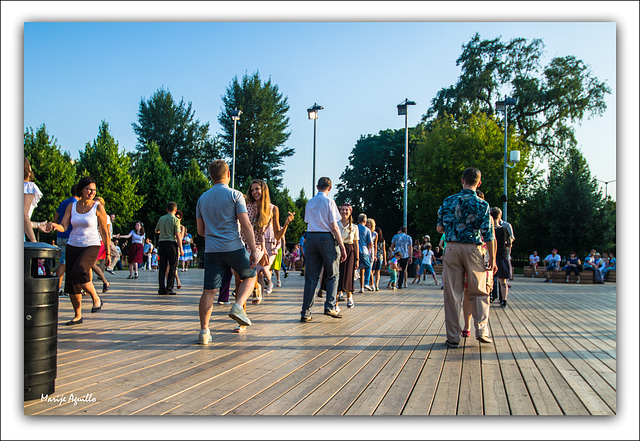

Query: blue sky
[22,21,618,199]
[3,2,639,440]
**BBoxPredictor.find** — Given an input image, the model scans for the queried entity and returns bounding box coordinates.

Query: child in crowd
[151,249,158,271]
[37,258,47,276]
[413,243,439,285]
[387,251,402,290]
[529,251,540,277]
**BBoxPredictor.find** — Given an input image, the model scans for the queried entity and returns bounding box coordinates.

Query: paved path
[24,268,616,416]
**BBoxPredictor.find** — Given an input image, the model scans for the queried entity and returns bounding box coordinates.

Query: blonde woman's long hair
[246,179,272,228]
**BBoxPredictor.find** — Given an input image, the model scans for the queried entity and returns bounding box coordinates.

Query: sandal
[461,330,471,338]
[252,293,262,304]
[233,325,246,333]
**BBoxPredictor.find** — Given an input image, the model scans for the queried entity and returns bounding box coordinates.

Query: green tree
[514,147,613,257]
[132,87,215,174]
[76,121,143,230]
[410,113,532,239]
[24,124,77,223]
[269,184,306,247]
[218,71,293,188]
[335,129,407,239]
[425,33,611,157]
[177,158,211,238]
[131,141,180,237]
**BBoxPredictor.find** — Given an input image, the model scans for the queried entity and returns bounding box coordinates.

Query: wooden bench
[522,266,616,284]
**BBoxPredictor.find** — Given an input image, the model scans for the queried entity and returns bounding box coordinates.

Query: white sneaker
[229,303,251,326]
[365,285,373,291]
[265,281,274,294]
[276,280,282,287]
[359,288,364,293]
[198,329,211,345]
[347,299,354,308]
[335,304,341,313]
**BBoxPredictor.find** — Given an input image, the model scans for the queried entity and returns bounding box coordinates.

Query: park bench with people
[523,265,615,283]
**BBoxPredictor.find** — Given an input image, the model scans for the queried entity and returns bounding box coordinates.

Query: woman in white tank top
[47,177,111,325]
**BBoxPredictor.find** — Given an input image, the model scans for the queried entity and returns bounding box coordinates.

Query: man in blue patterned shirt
[437,167,496,348]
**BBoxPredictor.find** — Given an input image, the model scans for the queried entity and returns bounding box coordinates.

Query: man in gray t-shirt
[195,160,258,345]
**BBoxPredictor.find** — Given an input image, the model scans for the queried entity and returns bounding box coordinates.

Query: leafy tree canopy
[177,158,211,239]
[132,87,215,174]
[76,121,143,230]
[24,124,77,223]
[425,33,611,158]
[410,113,532,239]
[218,71,293,189]
[335,129,407,239]
[514,147,614,258]
[130,141,180,237]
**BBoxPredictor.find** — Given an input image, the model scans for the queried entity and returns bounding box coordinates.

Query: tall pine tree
[76,121,143,230]
[132,87,214,174]
[218,72,293,189]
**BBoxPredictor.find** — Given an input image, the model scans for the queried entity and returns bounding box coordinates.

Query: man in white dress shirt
[300,177,347,322]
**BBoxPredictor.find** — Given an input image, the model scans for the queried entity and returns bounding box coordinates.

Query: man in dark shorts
[195,160,258,344]
[490,207,512,307]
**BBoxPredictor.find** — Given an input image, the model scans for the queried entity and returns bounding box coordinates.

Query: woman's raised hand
[285,212,295,224]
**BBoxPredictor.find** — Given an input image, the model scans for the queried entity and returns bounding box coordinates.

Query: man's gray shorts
[203,248,256,290]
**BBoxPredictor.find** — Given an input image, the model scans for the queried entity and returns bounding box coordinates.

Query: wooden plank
[456,337,484,415]
[506,291,615,415]
[479,325,511,415]
[401,311,448,415]
[504,297,591,415]
[373,303,443,415]
[493,306,564,415]
[490,304,537,415]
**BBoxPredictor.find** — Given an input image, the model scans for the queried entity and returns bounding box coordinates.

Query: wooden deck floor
[24,268,616,416]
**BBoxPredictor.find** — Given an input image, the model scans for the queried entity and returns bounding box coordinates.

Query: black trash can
[24,242,60,401]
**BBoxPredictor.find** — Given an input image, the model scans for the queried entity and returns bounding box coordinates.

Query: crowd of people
[530,248,615,284]
[24,157,614,347]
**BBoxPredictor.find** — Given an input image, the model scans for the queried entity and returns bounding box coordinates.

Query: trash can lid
[24,242,60,251]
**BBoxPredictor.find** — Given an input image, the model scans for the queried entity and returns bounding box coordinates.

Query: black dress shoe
[167,290,176,295]
[66,318,83,326]
[91,300,104,313]
[445,340,459,348]
[324,309,342,318]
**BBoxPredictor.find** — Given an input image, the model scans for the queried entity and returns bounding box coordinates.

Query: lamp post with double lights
[307,103,323,197]
[597,179,616,199]
[495,97,519,222]
[397,98,416,228]
[230,107,242,189]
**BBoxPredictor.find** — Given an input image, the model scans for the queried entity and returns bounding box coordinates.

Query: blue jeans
[359,253,372,285]
[301,232,340,318]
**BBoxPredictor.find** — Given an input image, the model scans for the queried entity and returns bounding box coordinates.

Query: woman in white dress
[23,157,48,241]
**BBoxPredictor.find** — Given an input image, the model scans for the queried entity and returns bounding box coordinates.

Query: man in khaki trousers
[437,167,496,348]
